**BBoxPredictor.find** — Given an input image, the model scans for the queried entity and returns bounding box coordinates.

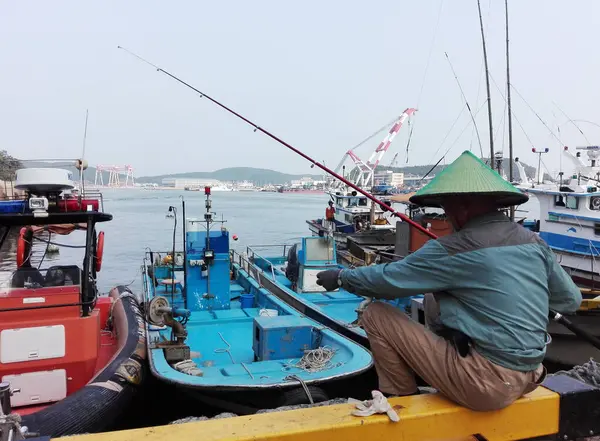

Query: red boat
[0,167,146,439]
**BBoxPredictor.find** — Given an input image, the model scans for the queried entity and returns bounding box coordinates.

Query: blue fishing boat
[242,236,421,349]
[141,188,373,413]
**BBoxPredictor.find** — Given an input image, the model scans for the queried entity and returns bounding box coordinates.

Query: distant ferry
[277,186,324,194]
[184,184,234,192]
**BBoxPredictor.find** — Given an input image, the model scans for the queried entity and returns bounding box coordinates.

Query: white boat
[306,187,395,247]
[210,184,234,192]
[519,145,600,287]
[236,181,257,192]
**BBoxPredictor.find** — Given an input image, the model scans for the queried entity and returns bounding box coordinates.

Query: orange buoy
[96,231,105,272]
[17,227,31,267]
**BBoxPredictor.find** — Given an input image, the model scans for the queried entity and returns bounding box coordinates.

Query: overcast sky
[1,1,598,177]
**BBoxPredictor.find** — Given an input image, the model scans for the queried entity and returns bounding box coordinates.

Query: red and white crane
[330,107,416,190]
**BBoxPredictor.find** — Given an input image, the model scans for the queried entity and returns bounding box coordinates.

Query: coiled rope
[553,358,600,388]
[173,359,203,376]
[283,347,341,373]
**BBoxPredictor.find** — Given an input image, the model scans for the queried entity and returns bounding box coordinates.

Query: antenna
[477,0,495,170]
[505,0,515,220]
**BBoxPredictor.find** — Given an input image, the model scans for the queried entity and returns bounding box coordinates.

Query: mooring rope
[284,374,314,404]
[283,347,341,373]
[553,358,600,388]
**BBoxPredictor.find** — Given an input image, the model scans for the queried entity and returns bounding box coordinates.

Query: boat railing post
[81,217,95,317]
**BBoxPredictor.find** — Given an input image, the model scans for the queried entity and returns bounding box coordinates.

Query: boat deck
[146,266,372,389]
[273,271,367,335]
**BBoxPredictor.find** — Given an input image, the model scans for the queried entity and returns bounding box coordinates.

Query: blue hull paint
[250,251,420,349]
[144,263,372,392]
[539,231,600,256]
[307,218,355,234]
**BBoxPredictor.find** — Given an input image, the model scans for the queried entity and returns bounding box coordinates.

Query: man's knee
[360,301,396,332]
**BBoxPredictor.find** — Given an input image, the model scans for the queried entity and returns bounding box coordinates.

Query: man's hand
[316,269,342,291]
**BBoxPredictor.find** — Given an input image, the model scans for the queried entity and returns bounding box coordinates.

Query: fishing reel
[147,296,190,327]
[147,296,192,363]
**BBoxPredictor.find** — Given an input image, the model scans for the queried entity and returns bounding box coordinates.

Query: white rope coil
[283,346,341,373]
[173,359,203,376]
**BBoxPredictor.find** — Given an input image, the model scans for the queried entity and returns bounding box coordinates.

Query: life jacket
[325,206,335,220]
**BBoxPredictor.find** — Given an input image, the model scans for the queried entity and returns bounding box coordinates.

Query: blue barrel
[240,293,254,309]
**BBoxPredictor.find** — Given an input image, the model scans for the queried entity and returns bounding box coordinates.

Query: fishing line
[120,46,600,354]
[488,74,554,179]
[444,52,484,160]
[510,83,563,145]
[422,101,487,182]
[118,46,437,239]
[406,0,445,163]
[426,104,466,165]
[552,101,590,144]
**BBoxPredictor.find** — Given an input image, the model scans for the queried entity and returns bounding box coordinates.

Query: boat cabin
[522,146,600,287]
[0,167,112,410]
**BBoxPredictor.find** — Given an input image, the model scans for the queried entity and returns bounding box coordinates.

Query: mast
[476,0,495,170]
[505,0,515,221]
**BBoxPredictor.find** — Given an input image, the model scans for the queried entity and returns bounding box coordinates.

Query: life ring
[96,231,105,272]
[17,227,32,268]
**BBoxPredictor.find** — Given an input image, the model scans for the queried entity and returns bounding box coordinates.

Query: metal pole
[82,218,94,317]
[476,0,495,170]
[181,198,187,308]
[505,0,515,221]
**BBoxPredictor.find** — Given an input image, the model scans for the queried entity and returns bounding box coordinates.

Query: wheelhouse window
[554,194,578,210]
[358,198,368,207]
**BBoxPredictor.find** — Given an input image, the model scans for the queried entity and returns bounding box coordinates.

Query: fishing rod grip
[549,309,600,351]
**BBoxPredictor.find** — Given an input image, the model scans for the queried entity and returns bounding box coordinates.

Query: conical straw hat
[409,151,528,208]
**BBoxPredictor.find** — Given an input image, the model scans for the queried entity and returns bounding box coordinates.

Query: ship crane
[329,108,416,191]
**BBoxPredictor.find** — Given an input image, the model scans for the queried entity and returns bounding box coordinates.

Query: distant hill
[136,167,325,185]
[137,160,545,185]
[16,158,546,186]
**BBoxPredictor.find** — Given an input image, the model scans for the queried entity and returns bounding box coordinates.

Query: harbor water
[1,188,540,294]
[0,188,541,427]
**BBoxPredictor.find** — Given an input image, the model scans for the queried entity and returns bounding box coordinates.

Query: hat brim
[408,191,529,208]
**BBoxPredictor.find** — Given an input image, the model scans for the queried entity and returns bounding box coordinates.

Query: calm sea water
[1,188,540,293]
[90,189,325,293]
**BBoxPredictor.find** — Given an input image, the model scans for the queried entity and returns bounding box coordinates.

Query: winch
[147,296,192,363]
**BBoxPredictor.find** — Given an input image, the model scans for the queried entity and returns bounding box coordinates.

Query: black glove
[316,269,342,291]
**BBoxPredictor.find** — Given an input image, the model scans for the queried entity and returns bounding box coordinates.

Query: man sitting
[317,151,581,411]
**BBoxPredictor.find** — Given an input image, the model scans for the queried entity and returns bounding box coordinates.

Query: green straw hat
[409,150,528,208]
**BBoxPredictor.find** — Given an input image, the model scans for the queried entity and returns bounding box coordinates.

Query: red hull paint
[0,293,119,416]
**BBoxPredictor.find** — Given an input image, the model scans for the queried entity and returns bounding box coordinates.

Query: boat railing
[141,249,185,303]
[0,189,106,213]
[231,248,283,287]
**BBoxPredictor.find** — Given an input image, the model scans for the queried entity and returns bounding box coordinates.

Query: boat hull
[16,286,146,437]
[143,260,373,414]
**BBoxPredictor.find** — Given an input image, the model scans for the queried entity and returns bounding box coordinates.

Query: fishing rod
[549,310,600,351]
[119,46,600,353]
[118,46,437,240]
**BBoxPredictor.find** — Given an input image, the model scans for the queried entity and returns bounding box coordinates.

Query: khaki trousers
[360,296,545,411]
